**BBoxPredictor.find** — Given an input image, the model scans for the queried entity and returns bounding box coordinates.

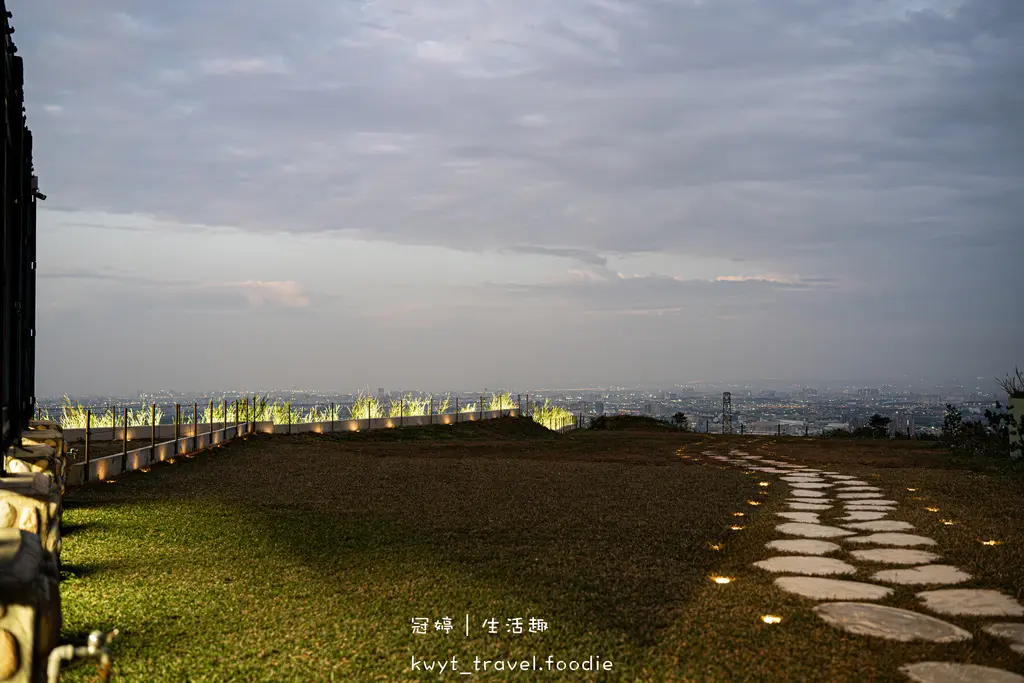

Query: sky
[12,0,1022,396]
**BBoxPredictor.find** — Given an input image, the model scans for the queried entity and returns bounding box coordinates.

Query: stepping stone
[788,502,833,511]
[840,480,870,486]
[765,539,840,555]
[776,523,857,539]
[789,482,834,489]
[900,662,1024,683]
[791,490,828,498]
[872,565,972,586]
[838,492,885,499]
[845,533,937,547]
[850,548,941,565]
[918,589,1024,617]
[838,486,882,492]
[841,511,889,522]
[777,512,820,523]
[753,556,856,575]
[775,576,892,600]
[843,499,898,506]
[783,477,826,483]
[813,602,971,642]
[827,475,857,480]
[842,520,916,532]
[984,623,1024,655]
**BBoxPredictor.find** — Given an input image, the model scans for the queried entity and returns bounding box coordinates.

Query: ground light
[747,500,761,506]
[926,507,940,512]
[708,544,722,551]
[907,487,918,492]
[761,615,782,624]
[759,482,770,487]
[733,512,745,517]
[710,576,734,584]
[980,539,1004,546]
[730,525,744,531]
[941,520,957,526]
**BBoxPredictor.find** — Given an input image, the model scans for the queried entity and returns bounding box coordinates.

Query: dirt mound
[589,415,678,431]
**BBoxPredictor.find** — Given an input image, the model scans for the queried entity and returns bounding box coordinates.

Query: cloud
[502,245,608,267]
[233,281,311,308]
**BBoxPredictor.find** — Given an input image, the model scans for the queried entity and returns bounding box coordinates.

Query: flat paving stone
[813,602,972,643]
[838,486,883,492]
[918,589,1024,617]
[900,662,1024,683]
[789,482,834,489]
[787,502,833,511]
[775,576,892,600]
[776,522,857,539]
[983,623,1024,655]
[791,490,829,498]
[845,533,938,547]
[872,565,972,586]
[753,556,856,575]
[842,520,916,532]
[777,512,821,523]
[850,548,941,565]
[827,475,857,480]
[765,539,840,555]
[838,492,885,499]
[843,499,898,506]
[841,511,889,522]
[840,480,870,486]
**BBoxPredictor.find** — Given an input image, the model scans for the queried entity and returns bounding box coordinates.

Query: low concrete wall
[68,409,524,484]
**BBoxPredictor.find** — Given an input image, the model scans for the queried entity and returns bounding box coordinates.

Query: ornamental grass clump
[532,400,575,430]
[387,393,429,418]
[349,393,384,420]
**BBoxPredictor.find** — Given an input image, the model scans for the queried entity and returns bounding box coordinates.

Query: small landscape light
[980,539,1003,546]
[104,479,116,484]
[759,482,770,487]
[711,576,734,584]
[925,507,939,512]
[141,467,151,473]
[708,543,722,551]
[733,512,745,517]
[730,525,744,531]
[906,488,917,492]
[761,615,782,624]
[747,500,761,506]
[940,520,957,526]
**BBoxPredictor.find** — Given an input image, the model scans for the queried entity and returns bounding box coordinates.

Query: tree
[671,412,690,431]
[868,413,891,439]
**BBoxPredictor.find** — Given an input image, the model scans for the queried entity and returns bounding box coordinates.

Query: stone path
[699,447,1024,682]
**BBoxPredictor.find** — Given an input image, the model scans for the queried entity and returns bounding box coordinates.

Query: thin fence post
[479,395,483,421]
[777,423,781,436]
[429,397,433,425]
[330,401,335,433]
[400,398,404,428]
[235,399,239,437]
[804,424,809,437]
[175,403,180,455]
[455,397,459,423]
[193,403,198,451]
[526,394,529,418]
[121,408,128,472]
[84,410,91,483]
[288,402,292,435]
[151,403,156,463]
[517,394,521,417]
[223,399,228,440]
[111,403,115,439]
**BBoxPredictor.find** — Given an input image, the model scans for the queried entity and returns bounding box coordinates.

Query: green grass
[57,424,1024,681]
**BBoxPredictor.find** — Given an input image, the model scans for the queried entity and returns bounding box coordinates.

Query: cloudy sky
[13,0,1022,396]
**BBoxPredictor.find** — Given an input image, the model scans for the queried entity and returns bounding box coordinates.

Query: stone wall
[1,419,66,682]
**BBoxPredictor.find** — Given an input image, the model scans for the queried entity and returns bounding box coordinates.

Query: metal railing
[1,1,44,468]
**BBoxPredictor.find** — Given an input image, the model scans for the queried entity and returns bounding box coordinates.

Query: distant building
[858,388,881,399]
[595,401,605,416]
[892,411,916,437]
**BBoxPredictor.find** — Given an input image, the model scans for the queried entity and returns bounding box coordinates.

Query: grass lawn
[57,419,1024,681]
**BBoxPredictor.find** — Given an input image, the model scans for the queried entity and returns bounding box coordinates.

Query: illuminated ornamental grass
[44,390,579,431]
